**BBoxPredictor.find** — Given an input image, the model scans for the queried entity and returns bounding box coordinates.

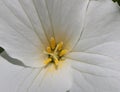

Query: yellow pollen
[58,42,63,51]
[50,37,56,49]
[59,49,67,57]
[44,58,52,65]
[46,46,52,53]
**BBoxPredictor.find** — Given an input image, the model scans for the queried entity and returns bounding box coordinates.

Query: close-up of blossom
[0,0,120,92]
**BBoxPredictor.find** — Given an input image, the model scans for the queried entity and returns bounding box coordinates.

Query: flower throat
[44,37,67,67]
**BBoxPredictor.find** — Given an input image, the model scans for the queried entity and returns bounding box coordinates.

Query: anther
[46,46,52,53]
[59,49,67,57]
[58,42,63,51]
[50,37,56,49]
[44,58,52,65]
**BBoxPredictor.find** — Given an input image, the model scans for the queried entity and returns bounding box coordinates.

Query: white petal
[66,52,120,92]
[1,0,31,28]
[27,61,72,92]
[0,22,45,67]
[86,42,120,61]
[70,68,120,92]
[0,0,49,67]
[83,0,120,39]
[67,52,120,75]
[73,31,120,52]
[0,0,44,47]
[72,0,120,51]
[66,52,115,65]
[0,56,72,92]
[21,0,90,50]
[18,0,49,45]
[0,56,29,92]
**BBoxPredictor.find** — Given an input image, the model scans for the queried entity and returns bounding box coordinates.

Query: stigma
[44,37,67,67]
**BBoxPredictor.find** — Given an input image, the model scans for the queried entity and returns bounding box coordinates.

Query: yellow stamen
[44,37,67,68]
[46,46,52,53]
[54,59,59,66]
[58,42,63,51]
[44,58,52,65]
[59,49,67,57]
[50,37,56,49]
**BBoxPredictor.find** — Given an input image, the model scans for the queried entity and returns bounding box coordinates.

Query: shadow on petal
[1,51,28,67]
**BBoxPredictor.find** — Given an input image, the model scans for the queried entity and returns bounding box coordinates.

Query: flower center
[44,37,67,67]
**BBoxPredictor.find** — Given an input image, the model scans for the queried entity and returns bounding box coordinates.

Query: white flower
[0,0,120,92]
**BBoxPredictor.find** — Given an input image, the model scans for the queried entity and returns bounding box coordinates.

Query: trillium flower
[0,0,120,92]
